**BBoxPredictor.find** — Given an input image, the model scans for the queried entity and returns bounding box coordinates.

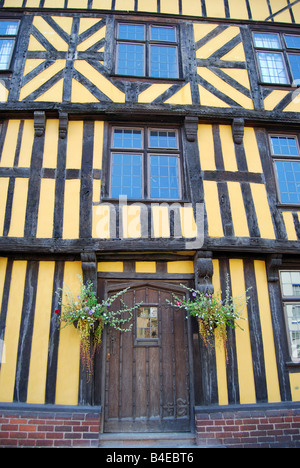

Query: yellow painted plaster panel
[71,79,100,103]
[0,261,27,402]
[0,179,9,236]
[35,78,64,103]
[269,0,292,22]
[243,128,263,173]
[264,90,290,111]
[0,82,8,102]
[167,261,194,274]
[43,119,59,169]
[0,120,20,167]
[198,124,216,171]
[197,67,254,109]
[32,16,69,51]
[8,178,29,238]
[227,182,250,237]
[55,262,81,406]
[138,0,157,12]
[152,205,170,238]
[98,262,124,272]
[92,0,114,8]
[67,0,88,8]
[230,259,256,404]
[180,207,197,238]
[73,60,125,102]
[254,260,281,402]
[27,262,55,404]
[250,183,276,239]
[219,125,238,172]
[93,121,104,170]
[18,120,34,168]
[198,84,230,108]
[3,0,23,6]
[138,84,171,104]
[212,259,229,406]
[19,60,66,101]
[28,35,46,52]
[122,205,141,238]
[36,179,56,238]
[52,16,73,35]
[115,0,135,10]
[205,0,225,18]
[164,83,192,105]
[196,27,240,59]
[228,0,249,19]
[203,180,224,237]
[93,205,110,238]
[25,0,40,6]
[283,94,300,113]
[292,3,300,23]
[77,26,106,52]
[290,373,300,401]
[136,262,156,273]
[248,0,270,20]
[220,68,250,90]
[0,258,8,310]
[43,0,65,6]
[63,180,80,239]
[220,42,246,62]
[193,23,217,44]
[182,0,202,16]
[160,0,179,15]
[282,212,298,241]
[66,121,83,170]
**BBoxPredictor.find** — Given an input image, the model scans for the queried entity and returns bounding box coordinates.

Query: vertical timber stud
[194,252,218,405]
[79,252,97,405]
[267,254,292,401]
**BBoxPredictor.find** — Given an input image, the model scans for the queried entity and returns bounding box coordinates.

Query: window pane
[117,43,144,76]
[150,45,178,78]
[285,304,300,359]
[270,136,299,156]
[137,307,158,340]
[111,153,142,199]
[150,155,179,199]
[151,26,176,42]
[253,33,281,49]
[149,130,177,148]
[113,129,143,149]
[275,160,300,203]
[0,21,19,36]
[280,271,300,296]
[288,54,300,81]
[0,39,14,70]
[257,52,288,84]
[284,35,300,49]
[118,24,145,41]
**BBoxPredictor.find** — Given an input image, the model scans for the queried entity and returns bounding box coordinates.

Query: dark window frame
[104,123,185,202]
[114,20,181,80]
[279,269,300,363]
[253,30,300,86]
[0,19,20,72]
[269,133,300,206]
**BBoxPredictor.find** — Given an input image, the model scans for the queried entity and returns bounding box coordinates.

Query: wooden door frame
[97,278,196,434]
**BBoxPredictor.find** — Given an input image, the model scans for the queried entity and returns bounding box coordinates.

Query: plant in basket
[167,276,250,360]
[55,276,142,380]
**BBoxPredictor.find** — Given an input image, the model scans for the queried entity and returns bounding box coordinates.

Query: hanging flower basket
[54,276,142,380]
[167,276,251,361]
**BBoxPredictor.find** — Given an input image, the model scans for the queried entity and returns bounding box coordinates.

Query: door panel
[103,281,191,433]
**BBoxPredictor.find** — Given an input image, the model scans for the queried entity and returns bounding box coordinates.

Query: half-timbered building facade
[0,0,299,448]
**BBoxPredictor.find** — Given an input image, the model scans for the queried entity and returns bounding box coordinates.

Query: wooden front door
[102,281,192,433]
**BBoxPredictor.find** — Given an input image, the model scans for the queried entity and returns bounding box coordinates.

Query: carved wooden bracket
[34,111,46,137]
[232,118,245,144]
[194,252,214,294]
[81,252,97,293]
[267,254,283,282]
[184,115,198,142]
[59,112,68,139]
